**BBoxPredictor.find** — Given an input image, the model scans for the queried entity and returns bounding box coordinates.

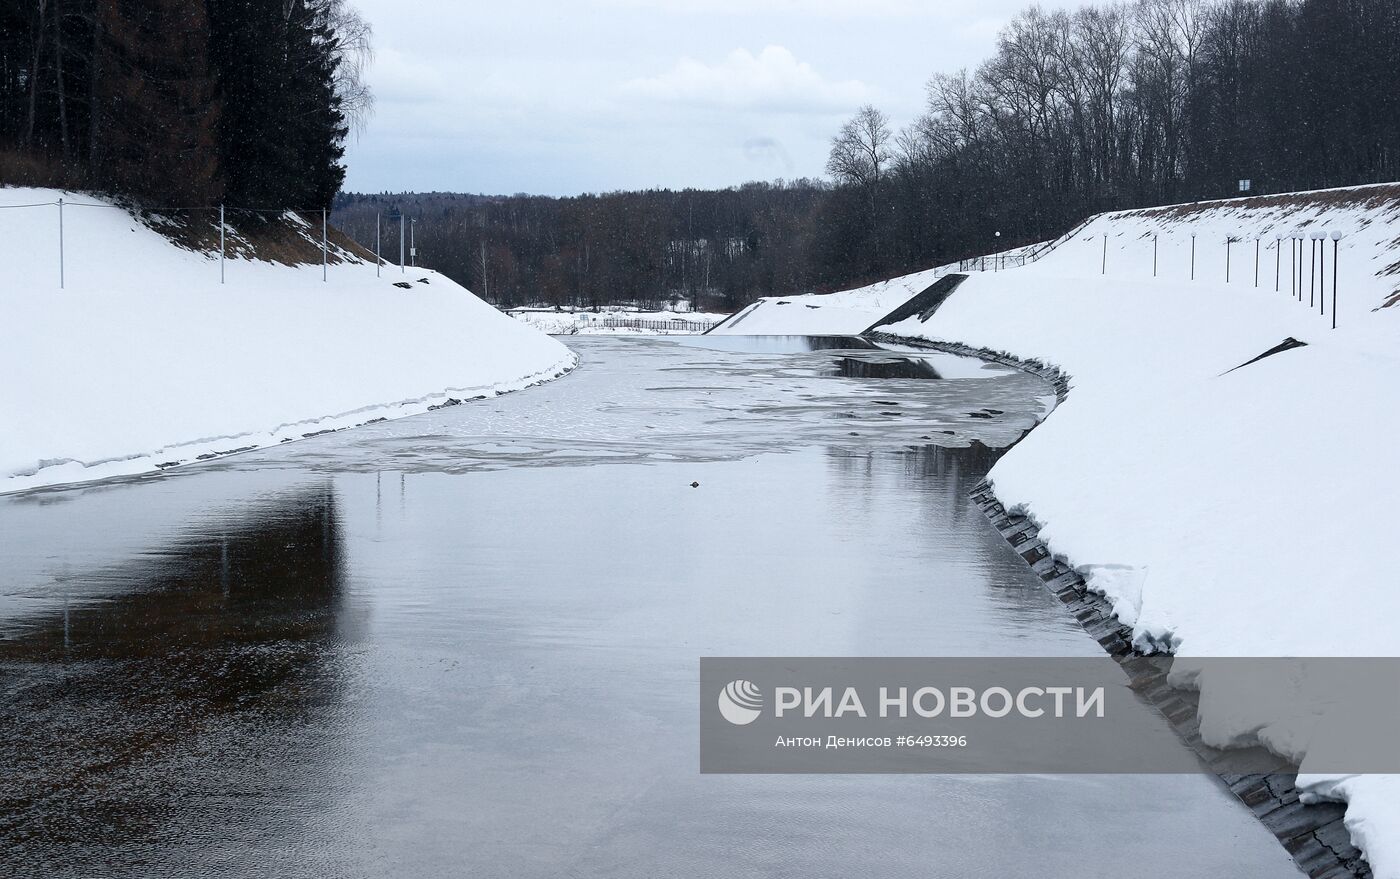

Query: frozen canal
[0,336,1297,877]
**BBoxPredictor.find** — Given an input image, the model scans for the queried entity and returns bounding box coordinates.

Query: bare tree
[827,105,892,270]
[826,104,892,190]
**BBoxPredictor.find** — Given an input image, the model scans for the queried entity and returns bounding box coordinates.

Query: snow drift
[0,187,576,494]
[878,183,1400,878]
[707,266,952,336]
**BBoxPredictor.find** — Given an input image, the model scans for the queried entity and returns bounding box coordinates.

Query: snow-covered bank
[882,183,1400,877]
[508,307,724,335]
[0,188,576,494]
[708,267,950,336]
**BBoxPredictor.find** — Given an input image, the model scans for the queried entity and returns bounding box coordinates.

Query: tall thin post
[1153,234,1158,277]
[1226,237,1232,283]
[1190,234,1195,280]
[1319,236,1326,317]
[375,212,381,278]
[400,214,405,273]
[1332,237,1339,330]
[1309,237,1316,307]
[58,197,65,289]
[219,204,225,284]
[1254,238,1259,287]
[322,208,328,282]
[410,219,416,268]
[1101,234,1107,275]
[1275,238,1281,291]
[1292,239,1298,300]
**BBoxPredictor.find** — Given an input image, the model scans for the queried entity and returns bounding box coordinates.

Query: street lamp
[1310,232,1321,317]
[994,231,1001,272]
[1293,230,1305,301]
[1330,231,1343,329]
[1309,231,1323,308]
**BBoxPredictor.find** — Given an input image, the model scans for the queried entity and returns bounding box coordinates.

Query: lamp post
[1102,233,1107,275]
[1153,233,1158,277]
[1226,236,1233,283]
[1293,232,1303,301]
[1330,231,1342,329]
[1254,236,1260,288]
[994,231,1001,272]
[1274,236,1281,291]
[1190,233,1196,280]
[1309,232,1319,308]
[1316,232,1326,317]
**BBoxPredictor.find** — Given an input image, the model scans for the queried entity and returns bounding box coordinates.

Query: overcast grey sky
[341,0,1082,196]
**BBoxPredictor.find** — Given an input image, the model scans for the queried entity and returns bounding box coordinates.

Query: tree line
[339,0,1399,310]
[0,0,372,209]
[332,185,839,311]
[828,0,1400,279]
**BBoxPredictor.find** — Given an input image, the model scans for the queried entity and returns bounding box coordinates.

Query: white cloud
[623,46,872,114]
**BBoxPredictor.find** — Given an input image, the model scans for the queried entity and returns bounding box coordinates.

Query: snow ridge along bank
[707,265,952,336]
[1,188,577,494]
[877,183,1400,878]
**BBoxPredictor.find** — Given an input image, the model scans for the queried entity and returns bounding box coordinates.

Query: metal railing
[597,318,717,332]
[0,196,404,287]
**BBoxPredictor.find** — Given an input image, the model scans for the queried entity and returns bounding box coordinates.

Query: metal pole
[1309,237,1316,307]
[322,208,328,282]
[1297,239,1304,300]
[1318,237,1326,317]
[1101,234,1107,275]
[1190,234,1195,280]
[219,204,225,284]
[1226,237,1231,283]
[1292,239,1298,300]
[400,214,405,273]
[410,219,416,268]
[58,197,65,289]
[1332,238,1338,330]
[1274,238,1280,291]
[1153,234,1158,277]
[375,212,381,278]
[1254,238,1259,287]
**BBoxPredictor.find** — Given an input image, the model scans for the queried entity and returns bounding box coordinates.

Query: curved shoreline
[868,330,1372,879]
[1,353,580,497]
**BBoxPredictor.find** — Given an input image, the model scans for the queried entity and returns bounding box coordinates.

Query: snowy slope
[882,183,1400,878]
[0,187,577,494]
[708,266,949,336]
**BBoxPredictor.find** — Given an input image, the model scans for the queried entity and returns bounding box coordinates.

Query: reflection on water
[0,338,1297,878]
[672,334,878,354]
[0,486,358,875]
[833,354,944,379]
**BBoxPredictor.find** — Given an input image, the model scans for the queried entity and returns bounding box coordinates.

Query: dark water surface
[0,337,1297,877]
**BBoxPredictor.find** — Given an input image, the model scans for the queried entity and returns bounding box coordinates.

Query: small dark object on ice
[690,481,700,488]
[393,281,412,289]
[968,412,993,419]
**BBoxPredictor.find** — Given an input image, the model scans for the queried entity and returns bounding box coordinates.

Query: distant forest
[0,0,371,209]
[339,0,1400,310]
